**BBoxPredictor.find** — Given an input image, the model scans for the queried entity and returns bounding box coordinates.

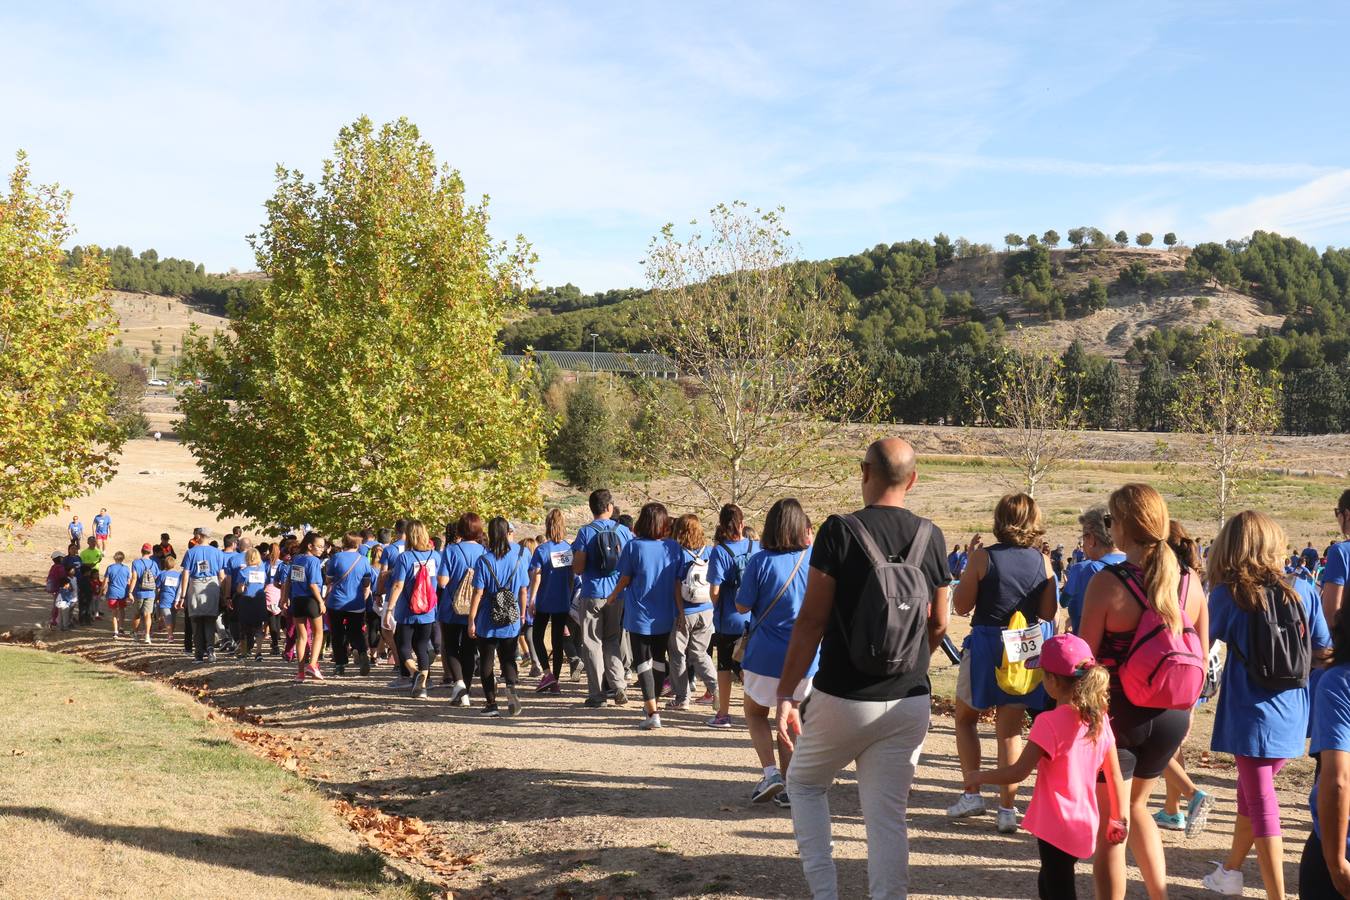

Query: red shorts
[107,596,128,609]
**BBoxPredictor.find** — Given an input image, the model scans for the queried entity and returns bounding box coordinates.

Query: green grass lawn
[0,647,424,899]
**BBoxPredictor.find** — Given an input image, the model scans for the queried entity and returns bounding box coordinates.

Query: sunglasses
[1103,514,1113,529]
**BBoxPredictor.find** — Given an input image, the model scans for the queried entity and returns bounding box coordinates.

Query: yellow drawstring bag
[996,610,1044,696]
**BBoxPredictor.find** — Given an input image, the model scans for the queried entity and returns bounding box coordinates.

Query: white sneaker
[946,793,987,818]
[637,714,663,731]
[1202,863,1243,896]
[996,807,1019,834]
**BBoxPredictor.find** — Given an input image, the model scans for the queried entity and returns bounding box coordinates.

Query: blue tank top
[971,543,1051,627]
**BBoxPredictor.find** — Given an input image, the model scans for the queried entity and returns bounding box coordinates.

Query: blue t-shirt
[390,548,440,625]
[222,550,245,586]
[438,541,486,624]
[617,538,682,636]
[93,514,111,536]
[379,539,406,595]
[572,519,633,600]
[676,545,713,615]
[181,544,226,583]
[1209,579,1332,758]
[235,564,268,599]
[708,539,758,635]
[131,557,160,600]
[325,550,374,612]
[1062,551,1127,632]
[104,563,131,599]
[1323,542,1350,591]
[156,570,182,607]
[738,548,818,680]
[287,553,325,600]
[69,521,83,541]
[530,540,576,616]
[472,544,529,639]
[1310,663,1350,857]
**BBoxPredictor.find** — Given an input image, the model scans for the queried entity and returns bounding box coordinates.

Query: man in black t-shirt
[776,437,950,900]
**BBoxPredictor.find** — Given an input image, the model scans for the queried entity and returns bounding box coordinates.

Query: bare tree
[1167,324,1279,529]
[638,202,875,514]
[979,336,1082,497]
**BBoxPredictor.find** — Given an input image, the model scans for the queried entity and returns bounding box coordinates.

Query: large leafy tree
[0,153,123,537]
[179,118,545,533]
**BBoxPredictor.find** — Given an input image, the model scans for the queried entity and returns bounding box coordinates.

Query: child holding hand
[965,633,1128,900]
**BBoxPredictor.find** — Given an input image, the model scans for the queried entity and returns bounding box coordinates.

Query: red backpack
[408,553,437,616]
[1108,564,1205,710]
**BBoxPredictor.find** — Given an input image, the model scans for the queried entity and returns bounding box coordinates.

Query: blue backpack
[589,522,622,575]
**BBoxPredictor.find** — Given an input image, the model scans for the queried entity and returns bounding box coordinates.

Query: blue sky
[3,1,1349,290]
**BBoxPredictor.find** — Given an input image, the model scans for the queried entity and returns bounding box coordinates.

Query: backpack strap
[1105,563,1149,611]
[840,513,932,569]
[747,551,807,639]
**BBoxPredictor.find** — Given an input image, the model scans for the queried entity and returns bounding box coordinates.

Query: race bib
[164,573,179,588]
[550,549,574,569]
[194,559,210,577]
[1001,624,1043,665]
[290,567,306,583]
[247,570,265,585]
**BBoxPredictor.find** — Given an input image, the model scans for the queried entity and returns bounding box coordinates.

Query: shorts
[290,595,323,619]
[137,598,155,617]
[710,632,742,673]
[743,670,811,709]
[106,596,128,609]
[1098,706,1189,781]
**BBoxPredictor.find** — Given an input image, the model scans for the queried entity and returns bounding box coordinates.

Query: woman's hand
[468,621,477,640]
[776,699,801,752]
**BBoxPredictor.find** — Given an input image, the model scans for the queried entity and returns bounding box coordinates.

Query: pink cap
[1027,633,1096,677]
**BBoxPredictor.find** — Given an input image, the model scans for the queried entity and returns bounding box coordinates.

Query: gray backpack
[834,513,933,676]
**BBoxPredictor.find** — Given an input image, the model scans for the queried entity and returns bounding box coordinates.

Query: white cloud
[1205,170,1350,241]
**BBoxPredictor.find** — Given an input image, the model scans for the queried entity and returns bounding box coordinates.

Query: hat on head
[141,543,153,553]
[51,551,63,560]
[1027,633,1096,677]
[195,526,210,537]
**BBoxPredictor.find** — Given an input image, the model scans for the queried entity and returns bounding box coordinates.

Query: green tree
[639,202,876,513]
[92,351,150,438]
[933,233,954,267]
[0,152,125,536]
[1163,232,1178,248]
[179,117,545,533]
[1133,355,1174,431]
[550,378,620,489]
[1067,227,1088,250]
[1167,324,1280,529]
[1004,233,1025,251]
[1136,232,1154,247]
[1080,277,1109,313]
[1042,229,1061,248]
[979,336,1082,496]
[1114,230,1129,245]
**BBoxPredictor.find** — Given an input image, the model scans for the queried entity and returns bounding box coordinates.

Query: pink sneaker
[305,665,325,681]
[294,669,306,682]
[693,690,716,705]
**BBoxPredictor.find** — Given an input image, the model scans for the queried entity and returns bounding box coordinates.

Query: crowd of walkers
[41,439,1350,899]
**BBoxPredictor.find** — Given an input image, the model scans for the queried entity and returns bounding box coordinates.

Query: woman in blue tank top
[947,492,1057,833]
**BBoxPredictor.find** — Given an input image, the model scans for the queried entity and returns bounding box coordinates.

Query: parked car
[147,378,168,387]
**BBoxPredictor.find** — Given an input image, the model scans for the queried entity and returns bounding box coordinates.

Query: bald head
[864,438,916,488]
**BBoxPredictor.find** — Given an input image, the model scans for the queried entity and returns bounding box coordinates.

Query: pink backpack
[1108,565,1205,710]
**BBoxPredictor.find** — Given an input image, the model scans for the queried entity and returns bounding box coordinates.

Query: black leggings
[1037,838,1079,900]
[440,622,476,688]
[190,615,215,660]
[532,613,569,679]
[1109,706,1190,780]
[330,610,368,667]
[1300,830,1348,899]
[628,631,670,702]
[396,621,436,674]
[710,632,742,674]
[476,637,519,706]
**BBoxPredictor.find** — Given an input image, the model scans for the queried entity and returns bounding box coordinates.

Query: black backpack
[590,522,622,575]
[833,514,933,677]
[487,546,525,627]
[1230,583,1311,691]
[720,541,754,593]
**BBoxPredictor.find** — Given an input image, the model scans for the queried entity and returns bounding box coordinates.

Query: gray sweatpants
[668,609,716,701]
[578,596,626,701]
[787,690,930,900]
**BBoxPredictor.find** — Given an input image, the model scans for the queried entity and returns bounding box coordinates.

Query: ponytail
[1066,665,1111,740]
[1141,539,1182,634]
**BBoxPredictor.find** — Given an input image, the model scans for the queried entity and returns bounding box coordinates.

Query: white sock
[454,680,465,691]
[1000,806,1016,814]
[764,766,780,778]
[964,791,981,799]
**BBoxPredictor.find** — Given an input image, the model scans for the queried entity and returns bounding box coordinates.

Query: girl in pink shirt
[966,633,1128,899]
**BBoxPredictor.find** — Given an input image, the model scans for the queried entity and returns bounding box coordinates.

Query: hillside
[107,290,228,376]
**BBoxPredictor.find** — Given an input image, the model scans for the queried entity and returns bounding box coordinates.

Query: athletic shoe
[612,689,628,706]
[528,664,543,678]
[693,691,716,706]
[996,807,1019,834]
[253,652,263,662]
[535,673,558,693]
[706,713,733,729]
[1152,810,1186,831]
[294,669,306,682]
[547,681,562,694]
[480,704,501,717]
[358,654,371,677]
[751,772,785,803]
[772,791,791,810]
[448,684,467,705]
[638,714,663,730]
[568,657,581,681]
[1186,790,1217,839]
[946,793,987,818]
[505,687,522,717]
[583,697,607,708]
[1202,862,1243,896]
[334,665,345,677]
[660,678,673,697]
[386,677,411,689]
[207,651,217,664]
[412,671,429,699]
[666,698,690,711]
[305,665,325,681]
[455,691,471,708]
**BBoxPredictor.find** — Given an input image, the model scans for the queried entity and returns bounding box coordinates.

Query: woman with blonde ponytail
[1079,483,1208,900]
[1201,510,1331,899]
